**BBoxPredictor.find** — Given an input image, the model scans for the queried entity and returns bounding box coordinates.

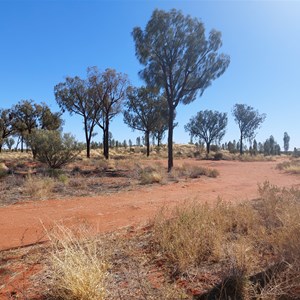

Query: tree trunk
[145,130,150,157]
[240,134,243,155]
[84,118,90,158]
[167,107,174,172]
[102,128,106,157]
[206,142,210,154]
[104,116,109,159]
[0,143,2,152]
[21,135,24,152]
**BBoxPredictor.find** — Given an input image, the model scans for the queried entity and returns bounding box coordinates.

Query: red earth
[0,158,299,251]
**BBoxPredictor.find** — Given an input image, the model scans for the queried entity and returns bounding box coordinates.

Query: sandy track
[0,159,299,251]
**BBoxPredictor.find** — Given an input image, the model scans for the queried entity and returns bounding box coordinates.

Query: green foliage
[11,100,62,155]
[263,135,281,156]
[232,104,266,155]
[87,67,129,159]
[185,110,228,154]
[283,132,290,153]
[133,8,230,171]
[54,74,100,158]
[0,109,14,151]
[29,130,82,169]
[124,86,168,156]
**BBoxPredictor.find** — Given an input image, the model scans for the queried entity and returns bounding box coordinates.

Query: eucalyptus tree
[124,87,168,156]
[12,100,39,152]
[185,110,228,154]
[0,109,14,152]
[54,76,101,158]
[12,100,63,156]
[283,132,290,153]
[133,9,230,171]
[232,104,266,155]
[88,67,129,159]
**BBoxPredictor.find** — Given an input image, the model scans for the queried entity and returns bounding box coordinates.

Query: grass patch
[151,182,300,298]
[173,163,219,179]
[277,159,300,174]
[23,175,55,199]
[45,225,109,300]
[139,166,164,185]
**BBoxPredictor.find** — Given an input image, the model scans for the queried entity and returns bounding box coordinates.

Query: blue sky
[1,0,299,149]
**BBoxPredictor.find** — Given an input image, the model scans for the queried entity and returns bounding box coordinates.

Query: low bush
[139,166,163,184]
[28,130,82,169]
[174,163,219,179]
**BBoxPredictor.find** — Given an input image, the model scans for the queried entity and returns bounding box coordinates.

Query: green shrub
[29,130,82,169]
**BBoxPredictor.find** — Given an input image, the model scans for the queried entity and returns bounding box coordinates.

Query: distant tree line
[0,100,62,155]
[1,9,295,170]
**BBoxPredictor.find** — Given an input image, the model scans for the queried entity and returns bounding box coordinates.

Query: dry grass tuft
[152,182,300,298]
[152,200,258,273]
[138,165,164,185]
[276,159,300,174]
[22,175,55,199]
[45,224,109,300]
[173,163,219,179]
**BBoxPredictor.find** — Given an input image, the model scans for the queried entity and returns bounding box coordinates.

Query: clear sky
[1,0,299,149]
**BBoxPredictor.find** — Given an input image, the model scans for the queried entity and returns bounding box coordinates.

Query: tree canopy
[232,104,266,155]
[283,132,290,153]
[88,67,129,159]
[54,75,101,158]
[185,110,228,154]
[124,87,168,156]
[133,8,230,171]
[0,109,14,152]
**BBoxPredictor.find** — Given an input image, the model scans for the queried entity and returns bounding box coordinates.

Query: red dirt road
[0,159,299,251]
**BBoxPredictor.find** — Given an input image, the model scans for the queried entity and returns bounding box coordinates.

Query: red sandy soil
[0,158,299,252]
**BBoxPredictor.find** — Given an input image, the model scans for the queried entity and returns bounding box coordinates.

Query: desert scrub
[28,129,82,169]
[173,163,219,179]
[23,175,55,199]
[45,225,109,300]
[152,183,300,299]
[276,159,300,174]
[152,200,259,273]
[138,165,164,184]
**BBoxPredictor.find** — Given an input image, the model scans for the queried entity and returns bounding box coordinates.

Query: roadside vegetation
[277,158,300,174]
[2,182,300,299]
[0,147,222,206]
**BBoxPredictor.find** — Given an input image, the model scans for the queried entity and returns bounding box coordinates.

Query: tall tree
[88,67,129,159]
[124,87,168,156]
[0,109,14,152]
[54,76,101,158]
[12,100,40,153]
[133,9,230,171]
[185,110,228,154]
[283,132,290,153]
[12,100,62,156]
[232,104,266,155]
